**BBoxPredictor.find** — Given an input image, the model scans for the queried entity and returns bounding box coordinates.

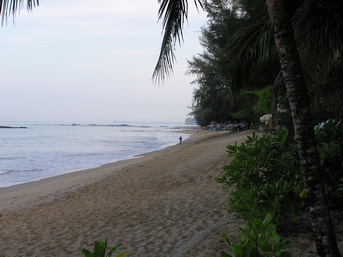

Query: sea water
[0,121,191,188]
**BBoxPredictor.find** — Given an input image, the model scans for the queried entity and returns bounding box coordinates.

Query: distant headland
[0,126,28,129]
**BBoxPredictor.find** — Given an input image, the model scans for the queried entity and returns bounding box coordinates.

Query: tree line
[187,0,342,128]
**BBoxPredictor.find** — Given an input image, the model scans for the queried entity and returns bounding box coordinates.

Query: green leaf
[107,243,121,257]
[274,250,282,256]
[231,245,244,257]
[243,241,253,257]
[259,242,272,253]
[94,241,106,256]
[262,213,274,225]
[116,250,129,257]
[81,249,93,257]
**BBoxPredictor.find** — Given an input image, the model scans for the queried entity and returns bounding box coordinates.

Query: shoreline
[0,129,341,256]
[0,129,197,214]
[0,124,196,189]
[0,127,195,189]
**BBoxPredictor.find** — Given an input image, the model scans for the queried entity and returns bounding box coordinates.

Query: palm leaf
[293,0,343,65]
[0,0,39,24]
[224,21,277,93]
[152,0,203,83]
[292,0,343,119]
[311,56,343,120]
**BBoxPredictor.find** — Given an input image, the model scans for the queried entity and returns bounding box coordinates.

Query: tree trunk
[265,0,341,256]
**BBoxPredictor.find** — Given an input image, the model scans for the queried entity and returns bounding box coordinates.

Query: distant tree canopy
[187,0,343,127]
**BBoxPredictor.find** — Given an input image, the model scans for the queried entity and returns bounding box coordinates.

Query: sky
[0,0,207,124]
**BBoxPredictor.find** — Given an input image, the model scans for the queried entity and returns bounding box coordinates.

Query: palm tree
[154,0,341,256]
[265,1,340,256]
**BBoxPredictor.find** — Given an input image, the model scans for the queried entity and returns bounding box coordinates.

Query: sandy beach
[0,130,342,257]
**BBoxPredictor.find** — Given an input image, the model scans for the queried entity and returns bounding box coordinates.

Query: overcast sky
[0,0,207,124]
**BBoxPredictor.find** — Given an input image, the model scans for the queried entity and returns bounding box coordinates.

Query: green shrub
[81,239,128,257]
[217,129,305,227]
[221,213,291,257]
[218,123,343,256]
[315,119,343,206]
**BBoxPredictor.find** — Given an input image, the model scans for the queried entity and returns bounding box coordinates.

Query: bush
[218,123,343,256]
[217,129,305,227]
[315,119,343,206]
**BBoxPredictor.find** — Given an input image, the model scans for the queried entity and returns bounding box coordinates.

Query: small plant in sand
[220,213,291,257]
[81,239,128,257]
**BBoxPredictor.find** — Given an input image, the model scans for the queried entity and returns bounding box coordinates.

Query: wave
[0,156,27,161]
[0,168,43,175]
[63,152,102,157]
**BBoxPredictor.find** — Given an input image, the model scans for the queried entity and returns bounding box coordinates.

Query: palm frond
[310,56,343,120]
[152,0,203,84]
[0,0,39,24]
[300,48,330,93]
[224,21,277,93]
[293,0,343,64]
[292,0,343,119]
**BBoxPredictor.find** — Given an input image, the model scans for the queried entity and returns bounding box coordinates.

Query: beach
[0,130,342,257]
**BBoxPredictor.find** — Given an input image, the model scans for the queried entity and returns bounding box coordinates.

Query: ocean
[0,121,191,188]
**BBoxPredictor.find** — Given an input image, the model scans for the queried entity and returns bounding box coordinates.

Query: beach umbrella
[260,114,272,123]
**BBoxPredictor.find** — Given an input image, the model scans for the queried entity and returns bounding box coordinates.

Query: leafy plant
[81,239,128,257]
[217,129,305,227]
[220,213,291,257]
[315,119,343,206]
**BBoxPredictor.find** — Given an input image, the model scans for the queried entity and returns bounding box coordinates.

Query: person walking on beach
[179,136,182,144]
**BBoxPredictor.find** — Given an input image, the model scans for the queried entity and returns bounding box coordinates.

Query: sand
[0,130,342,257]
